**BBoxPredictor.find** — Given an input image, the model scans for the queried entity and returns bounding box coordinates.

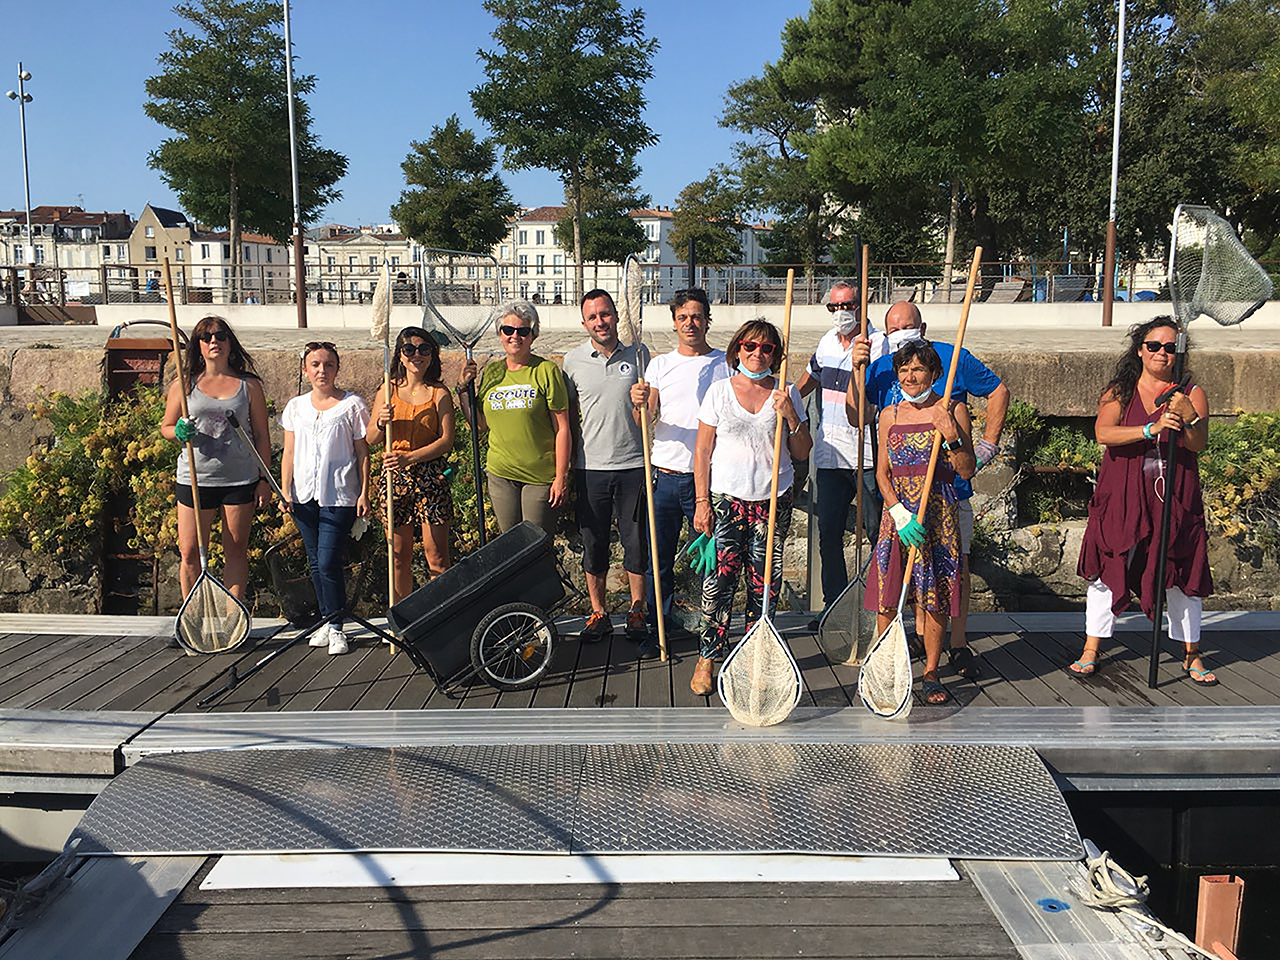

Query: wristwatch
[943,437,962,452]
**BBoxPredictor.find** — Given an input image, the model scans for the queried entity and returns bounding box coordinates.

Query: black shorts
[176,480,257,509]
[576,468,646,575]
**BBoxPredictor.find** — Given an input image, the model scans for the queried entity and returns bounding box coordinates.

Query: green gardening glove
[889,503,927,550]
[174,416,197,443]
[686,533,717,576]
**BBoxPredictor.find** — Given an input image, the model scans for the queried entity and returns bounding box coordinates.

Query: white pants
[1085,579,1202,644]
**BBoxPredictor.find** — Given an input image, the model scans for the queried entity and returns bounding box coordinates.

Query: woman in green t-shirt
[459,299,571,534]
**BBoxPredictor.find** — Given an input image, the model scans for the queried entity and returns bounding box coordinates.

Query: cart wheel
[471,602,556,690]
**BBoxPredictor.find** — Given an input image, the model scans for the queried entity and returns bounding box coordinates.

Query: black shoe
[634,639,660,661]
[580,611,613,643]
[948,646,981,680]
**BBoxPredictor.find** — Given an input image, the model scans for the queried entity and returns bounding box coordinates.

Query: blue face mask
[737,363,773,381]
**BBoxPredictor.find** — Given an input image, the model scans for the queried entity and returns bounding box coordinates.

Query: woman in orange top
[367,327,455,601]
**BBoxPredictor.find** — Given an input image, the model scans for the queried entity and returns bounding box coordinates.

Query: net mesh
[419,249,501,350]
[621,255,644,353]
[176,572,251,655]
[817,555,875,664]
[857,616,914,719]
[1170,205,1274,328]
[717,617,803,727]
[370,262,391,343]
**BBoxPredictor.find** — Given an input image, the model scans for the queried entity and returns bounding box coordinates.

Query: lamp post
[6,63,34,274]
[282,0,307,327]
[1101,1,1126,327]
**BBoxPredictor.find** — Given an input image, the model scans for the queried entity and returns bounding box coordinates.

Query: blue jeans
[291,501,356,628]
[815,467,883,609]
[645,470,697,628]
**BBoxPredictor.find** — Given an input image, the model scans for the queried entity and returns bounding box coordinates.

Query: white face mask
[900,382,936,404]
[887,327,923,351]
[831,309,857,335]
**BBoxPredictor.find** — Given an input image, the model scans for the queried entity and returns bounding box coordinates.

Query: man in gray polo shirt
[564,288,652,649]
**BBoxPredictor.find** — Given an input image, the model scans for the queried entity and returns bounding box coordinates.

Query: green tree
[555,162,648,285]
[471,0,659,300]
[669,170,744,265]
[390,115,519,254]
[145,0,346,292]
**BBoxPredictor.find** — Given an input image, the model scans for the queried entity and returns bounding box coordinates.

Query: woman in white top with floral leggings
[280,342,371,655]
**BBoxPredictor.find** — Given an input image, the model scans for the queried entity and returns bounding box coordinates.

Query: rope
[1080,848,1220,959]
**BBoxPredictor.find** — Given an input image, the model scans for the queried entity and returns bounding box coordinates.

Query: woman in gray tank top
[161,316,273,606]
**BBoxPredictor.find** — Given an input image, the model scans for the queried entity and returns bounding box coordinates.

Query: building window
[553,254,562,275]
[518,230,527,245]
[554,280,563,300]
[244,247,252,262]
[536,281,546,299]
[144,226,155,238]
[13,245,22,263]
[536,255,545,275]
[117,244,126,260]
[102,244,112,259]
[350,282,358,297]
[200,243,210,258]
[302,245,309,256]
[33,246,45,264]
[484,266,493,279]
[500,245,509,258]
[518,254,527,274]
[519,282,529,299]
[327,256,335,268]
[535,230,545,245]
[467,265,476,278]
[202,269,210,282]
[326,281,336,293]
[390,255,400,267]
[144,246,157,261]
[369,256,377,267]
[265,248,273,263]
[176,248,184,261]
[348,256,357,267]
[501,265,510,278]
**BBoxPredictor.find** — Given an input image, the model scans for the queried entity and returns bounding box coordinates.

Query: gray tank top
[175,378,260,487]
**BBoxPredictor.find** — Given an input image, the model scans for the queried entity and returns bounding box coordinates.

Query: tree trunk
[229,167,241,304]
[942,179,959,302]
[571,167,584,303]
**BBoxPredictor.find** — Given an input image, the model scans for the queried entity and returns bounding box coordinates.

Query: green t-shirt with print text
[478,356,568,484]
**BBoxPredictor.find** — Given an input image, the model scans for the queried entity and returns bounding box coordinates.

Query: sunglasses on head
[826,301,857,313]
[500,324,533,338]
[740,340,777,356]
[1143,340,1177,355]
[400,342,433,357]
[197,330,229,343]
[304,340,336,354]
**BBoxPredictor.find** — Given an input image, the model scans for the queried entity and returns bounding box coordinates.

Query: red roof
[519,205,568,223]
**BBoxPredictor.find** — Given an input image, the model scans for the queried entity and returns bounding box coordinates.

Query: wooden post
[259,264,267,304]
[99,264,109,305]
[5,267,17,305]
[1196,874,1244,955]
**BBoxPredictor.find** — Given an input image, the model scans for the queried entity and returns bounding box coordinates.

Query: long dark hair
[185,315,259,387]
[391,326,442,385]
[1101,316,1186,408]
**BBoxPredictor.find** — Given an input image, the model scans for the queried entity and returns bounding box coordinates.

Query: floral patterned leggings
[699,491,793,660]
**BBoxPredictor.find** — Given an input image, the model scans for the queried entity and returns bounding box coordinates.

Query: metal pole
[6,64,34,270]
[282,0,307,327]
[1101,0,1127,327]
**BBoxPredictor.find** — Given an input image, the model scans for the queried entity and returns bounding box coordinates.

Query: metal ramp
[70,742,1082,861]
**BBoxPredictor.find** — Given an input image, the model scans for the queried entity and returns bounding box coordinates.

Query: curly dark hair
[1101,316,1186,408]
[185,316,259,387]
[891,338,942,380]
[391,326,442,385]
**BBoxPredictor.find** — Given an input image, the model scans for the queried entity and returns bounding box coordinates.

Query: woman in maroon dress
[1072,317,1216,684]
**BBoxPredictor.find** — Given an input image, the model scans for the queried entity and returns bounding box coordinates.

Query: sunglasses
[740,340,777,356]
[1143,340,1177,355]
[304,340,336,353]
[826,301,857,313]
[197,330,229,343]
[400,342,433,357]
[500,324,533,338]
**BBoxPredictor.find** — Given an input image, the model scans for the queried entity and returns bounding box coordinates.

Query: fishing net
[418,248,501,351]
[1170,205,1274,328]
[718,616,804,727]
[857,607,914,720]
[175,566,252,655]
[817,553,876,664]
[620,254,645,356]
[370,261,390,344]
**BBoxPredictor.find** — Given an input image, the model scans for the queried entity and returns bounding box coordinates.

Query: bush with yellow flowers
[1200,412,1280,555]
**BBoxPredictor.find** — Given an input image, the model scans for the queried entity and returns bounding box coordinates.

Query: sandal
[1068,658,1100,678]
[922,676,952,705]
[948,646,981,680]
[1183,648,1219,686]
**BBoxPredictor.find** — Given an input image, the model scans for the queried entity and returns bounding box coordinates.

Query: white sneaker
[327,624,349,655]
[309,623,331,648]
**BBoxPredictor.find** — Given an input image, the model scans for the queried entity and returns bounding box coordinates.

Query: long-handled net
[717,268,804,727]
[417,248,500,548]
[818,243,876,664]
[163,258,251,655]
[1145,206,1274,686]
[620,254,667,661]
[858,247,983,718]
[370,261,395,621]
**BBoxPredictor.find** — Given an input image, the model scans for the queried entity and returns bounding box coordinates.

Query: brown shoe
[625,601,648,640]
[690,657,714,696]
[580,611,613,643]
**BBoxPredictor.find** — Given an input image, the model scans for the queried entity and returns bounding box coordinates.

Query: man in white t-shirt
[630,288,729,650]
[795,280,889,610]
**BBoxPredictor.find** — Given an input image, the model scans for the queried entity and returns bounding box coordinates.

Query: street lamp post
[6,63,34,276]
[1101,2,1126,327]
[282,0,307,327]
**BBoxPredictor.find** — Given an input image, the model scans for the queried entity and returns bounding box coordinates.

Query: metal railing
[4,258,1278,310]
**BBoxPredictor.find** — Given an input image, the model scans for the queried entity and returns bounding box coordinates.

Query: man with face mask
[795,280,889,611]
[851,301,1010,678]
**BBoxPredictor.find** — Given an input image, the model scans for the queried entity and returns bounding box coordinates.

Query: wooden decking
[0,619,1275,716]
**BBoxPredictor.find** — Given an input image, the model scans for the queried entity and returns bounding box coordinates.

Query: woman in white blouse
[280,342,371,655]
[691,319,812,696]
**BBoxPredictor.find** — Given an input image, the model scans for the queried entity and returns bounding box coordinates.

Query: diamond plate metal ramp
[70,742,1081,861]
[574,743,1081,860]
[71,745,583,855]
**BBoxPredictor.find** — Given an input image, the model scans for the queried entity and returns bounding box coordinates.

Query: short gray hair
[825,280,856,305]
[495,299,540,338]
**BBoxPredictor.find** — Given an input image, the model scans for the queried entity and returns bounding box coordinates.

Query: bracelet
[1142,422,1154,440]
[696,496,710,504]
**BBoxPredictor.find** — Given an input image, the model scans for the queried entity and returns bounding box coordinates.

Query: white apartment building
[302,227,412,304]
[0,205,133,272]
[190,231,291,303]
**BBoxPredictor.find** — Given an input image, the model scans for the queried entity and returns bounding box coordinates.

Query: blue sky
[0,0,810,226]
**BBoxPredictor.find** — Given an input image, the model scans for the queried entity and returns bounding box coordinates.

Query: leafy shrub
[1028,424,1102,471]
